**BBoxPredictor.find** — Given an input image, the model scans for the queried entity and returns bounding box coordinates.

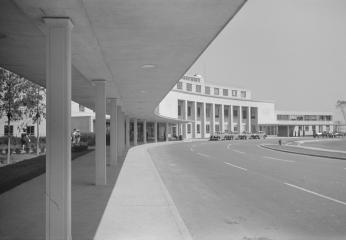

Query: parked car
[209,135,220,141]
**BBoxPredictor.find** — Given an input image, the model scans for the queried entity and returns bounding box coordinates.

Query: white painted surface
[94,80,107,185]
[44,18,73,240]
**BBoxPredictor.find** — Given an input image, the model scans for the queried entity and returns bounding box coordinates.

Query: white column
[211,103,215,134]
[143,120,147,143]
[133,119,138,146]
[193,101,197,138]
[154,121,158,142]
[183,100,187,139]
[117,106,123,156]
[248,107,252,133]
[109,98,117,166]
[239,106,242,133]
[229,105,233,132]
[93,79,107,185]
[125,117,130,149]
[44,17,73,240]
[220,104,224,133]
[166,122,169,141]
[202,102,206,138]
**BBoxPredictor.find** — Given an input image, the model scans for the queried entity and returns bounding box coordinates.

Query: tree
[21,81,46,155]
[0,68,27,164]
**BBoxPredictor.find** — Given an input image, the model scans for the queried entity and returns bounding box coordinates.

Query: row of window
[176,82,246,98]
[4,125,35,136]
[277,114,332,121]
[178,105,256,119]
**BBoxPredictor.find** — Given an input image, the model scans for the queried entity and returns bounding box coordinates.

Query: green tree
[0,68,27,164]
[22,81,46,155]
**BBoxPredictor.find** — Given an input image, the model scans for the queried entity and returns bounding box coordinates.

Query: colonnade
[178,100,258,139]
[43,17,174,239]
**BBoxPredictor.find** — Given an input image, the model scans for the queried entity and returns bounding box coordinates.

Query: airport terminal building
[158,74,334,138]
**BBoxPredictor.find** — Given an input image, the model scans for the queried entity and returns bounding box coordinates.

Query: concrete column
[193,101,197,138]
[154,121,158,142]
[287,125,290,137]
[220,104,224,133]
[143,120,147,143]
[116,106,123,156]
[177,123,181,136]
[183,100,187,139]
[133,119,138,146]
[93,79,107,185]
[44,17,73,240]
[239,106,242,133]
[166,122,169,141]
[109,98,117,166]
[125,117,130,149]
[229,105,233,132]
[211,103,215,134]
[202,102,206,138]
[248,107,251,133]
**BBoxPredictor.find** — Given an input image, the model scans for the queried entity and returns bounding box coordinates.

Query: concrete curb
[259,144,346,160]
[94,141,193,240]
[147,144,193,240]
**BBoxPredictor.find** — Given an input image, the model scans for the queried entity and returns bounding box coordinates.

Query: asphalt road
[148,139,346,240]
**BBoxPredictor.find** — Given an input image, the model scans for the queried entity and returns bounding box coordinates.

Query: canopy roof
[0,0,246,120]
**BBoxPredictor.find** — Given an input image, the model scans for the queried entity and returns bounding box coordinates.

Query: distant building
[158,75,334,138]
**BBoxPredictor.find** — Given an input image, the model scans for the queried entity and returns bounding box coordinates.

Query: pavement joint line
[232,149,245,154]
[284,182,346,206]
[197,152,210,158]
[224,162,248,171]
[263,156,295,163]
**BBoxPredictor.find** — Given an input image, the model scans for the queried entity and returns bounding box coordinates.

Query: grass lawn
[0,149,93,194]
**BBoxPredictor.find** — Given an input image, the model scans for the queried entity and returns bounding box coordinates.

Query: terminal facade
[158,75,334,138]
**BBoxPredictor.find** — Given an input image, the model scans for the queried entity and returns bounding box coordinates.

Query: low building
[158,75,334,138]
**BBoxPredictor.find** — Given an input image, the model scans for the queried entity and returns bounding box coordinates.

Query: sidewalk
[261,141,346,160]
[94,142,192,240]
[0,142,192,240]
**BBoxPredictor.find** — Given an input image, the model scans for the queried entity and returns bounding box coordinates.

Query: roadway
[148,139,346,240]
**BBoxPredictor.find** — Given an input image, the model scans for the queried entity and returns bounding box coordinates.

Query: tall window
[215,106,219,118]
[186,83,192,91]
[224,108,229,118]
[187,105,191,117]
[197,107,201,117]
[223,89,228,96]
[241,91,246,98]
[233,109,238,117]
[215,124,220,132]
[187,124,191,134]
[177,82,183,89]
[27,126,35,136]
[196,85,201,93]
[206,107,210,118]
[178,105,181,116]
[205,86,210,95]
[4,125,13,136]
[197,124,200,134]
[232,90,237,97]
[79,104,85,112]
[305,126,309,131]
[214,88,219,95]
[242,109,247,119]
[206,124,210,133]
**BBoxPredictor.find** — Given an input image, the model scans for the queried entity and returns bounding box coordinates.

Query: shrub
[71,142,88,152]
[80,132,95,146]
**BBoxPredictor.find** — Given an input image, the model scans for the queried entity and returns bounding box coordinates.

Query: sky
[187,0,346,116]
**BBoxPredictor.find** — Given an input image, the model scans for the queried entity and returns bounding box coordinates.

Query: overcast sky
[187,0,346,115]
